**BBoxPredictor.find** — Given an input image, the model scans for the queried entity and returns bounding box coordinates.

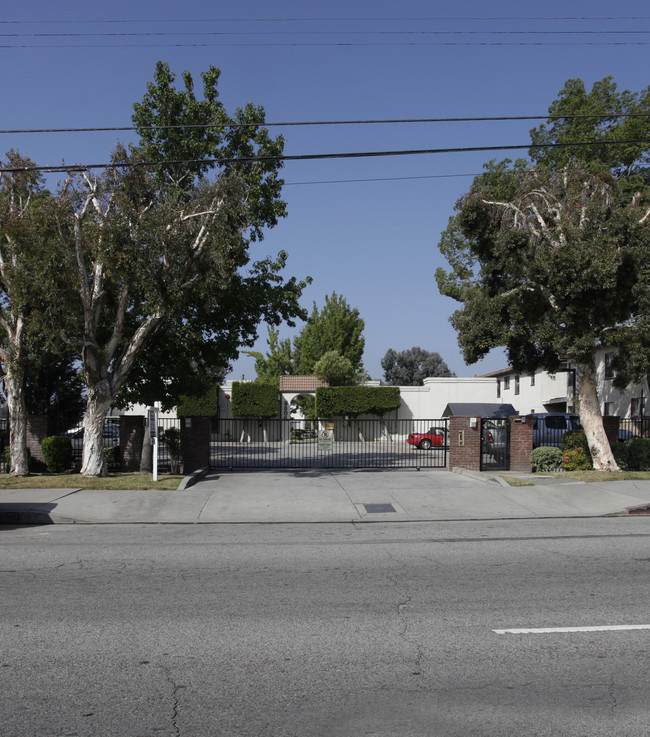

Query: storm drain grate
[363,503,397,514]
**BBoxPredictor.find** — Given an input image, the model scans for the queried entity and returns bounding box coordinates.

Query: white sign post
[148,404,160,482]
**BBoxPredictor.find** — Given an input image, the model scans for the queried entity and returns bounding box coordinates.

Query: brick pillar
[449,416,482,472]
[26,415,48,463]
[120,415,144,471]
[181,416,211,473]
[509,415,533,473]
[603,415,620,446]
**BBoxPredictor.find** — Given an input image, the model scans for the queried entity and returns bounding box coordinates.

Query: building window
[631,397,644,418]
[604,402,613,417]
[605,353,615,380]
[514,375,520,395]
[567,370,576,390]
[504,376,510,390]
[496,378,501,399]
[530,373,535,387]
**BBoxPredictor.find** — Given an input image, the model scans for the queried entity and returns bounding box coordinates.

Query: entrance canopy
[443,402,517,418]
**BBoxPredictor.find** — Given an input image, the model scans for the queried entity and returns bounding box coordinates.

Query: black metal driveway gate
[210,418,449,470]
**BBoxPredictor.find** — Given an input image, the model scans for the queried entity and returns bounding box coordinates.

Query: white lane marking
[494,624,650,635]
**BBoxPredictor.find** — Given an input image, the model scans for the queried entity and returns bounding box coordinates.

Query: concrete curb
[177,467,210,491]
[451,467,511,487]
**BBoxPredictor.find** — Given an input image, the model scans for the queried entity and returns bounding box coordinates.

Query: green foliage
[562,447,593,472]
[381,346,455,386]
[561,431,590,452]
[313,350,355,386]
[162,426,182,472]
[177,386,220,417]
[231,381,279,418]
[530,446,563,473]
[291,394,317,421]
[245,325,295,382]
[316,386,401,418]
[294,292,365,375]
[41,436,73,473]
[617,437,650,471]
[529,77,650,175]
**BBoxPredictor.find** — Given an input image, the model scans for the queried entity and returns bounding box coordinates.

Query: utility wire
[4,30,650,37]
[3,139,649,174]
[2,16,650,23]
[2,113,649,136]
[4,41,650,48]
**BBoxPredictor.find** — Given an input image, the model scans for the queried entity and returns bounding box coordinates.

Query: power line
[3,139,649,174]
[2,113,649,136]
[4,41,650,49]
[4,30,650,37]
[2,17,650,23]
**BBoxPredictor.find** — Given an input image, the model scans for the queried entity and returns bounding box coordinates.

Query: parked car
[483,420,508,463]
[530,413,582,448]
[66,420,120,451]
[407,427,446,450]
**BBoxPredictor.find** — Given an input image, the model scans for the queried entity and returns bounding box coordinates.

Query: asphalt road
[2,519,649,736]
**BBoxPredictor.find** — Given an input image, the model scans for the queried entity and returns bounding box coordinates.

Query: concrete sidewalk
[1,469,650,525]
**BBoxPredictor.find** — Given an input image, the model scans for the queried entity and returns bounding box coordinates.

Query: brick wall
[449,416,482,472]
[26,415,48,463]
[120,415,144,471]
[602,415,620,446]
[509,415,533,473]
[181,416,211,472]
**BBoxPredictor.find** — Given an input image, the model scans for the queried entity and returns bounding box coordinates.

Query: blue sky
[3,0,650,382]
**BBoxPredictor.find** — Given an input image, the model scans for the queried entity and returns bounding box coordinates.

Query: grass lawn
[505,470,650,484]
[0,474,185,490]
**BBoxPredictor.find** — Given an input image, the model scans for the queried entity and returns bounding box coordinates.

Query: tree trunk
[139,420,153,473]
[81,381,112,476]
[576,361,619,471]
[5,364,29,476]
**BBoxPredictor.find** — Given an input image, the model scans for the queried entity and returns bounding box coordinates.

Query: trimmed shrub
[562,430,589,452]
[612,442,628,470]
[41,436,73,473]
[177,386,220,417]
[622,437,650,471]
[531,446,563,473]
[562,447,593,471]
[316,386,401,417]
[231,381,279,419]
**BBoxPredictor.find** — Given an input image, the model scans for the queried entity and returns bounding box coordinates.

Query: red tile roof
[279,375,329,392]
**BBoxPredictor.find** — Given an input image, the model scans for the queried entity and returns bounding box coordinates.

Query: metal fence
[619,418,650,440]
[157,418,183,473]
[210,418,449,469]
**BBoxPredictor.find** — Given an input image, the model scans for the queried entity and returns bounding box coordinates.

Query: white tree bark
[0,318,29,476]
[576,361,620,471]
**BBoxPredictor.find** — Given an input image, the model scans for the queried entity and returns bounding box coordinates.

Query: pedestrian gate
[480,418,510,471]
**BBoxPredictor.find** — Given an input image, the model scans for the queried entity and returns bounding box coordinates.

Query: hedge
[315,386,401,418]
[177,385,220,417]
[231,381,280,419]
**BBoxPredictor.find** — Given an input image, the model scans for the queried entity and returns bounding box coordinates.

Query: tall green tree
[244,325,295,383]
[0,152,54,475]
[381,347,455,386]
[313,350,355,386]
[294,292,365,377]
[436,78,650,470]
[49,62,307,476]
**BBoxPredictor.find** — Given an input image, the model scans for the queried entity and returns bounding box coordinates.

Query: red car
[407,427,446,450]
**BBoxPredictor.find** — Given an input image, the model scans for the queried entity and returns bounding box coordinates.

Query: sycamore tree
[0,152,55,475]
[436,77,650,471]
[49,62,307,476]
